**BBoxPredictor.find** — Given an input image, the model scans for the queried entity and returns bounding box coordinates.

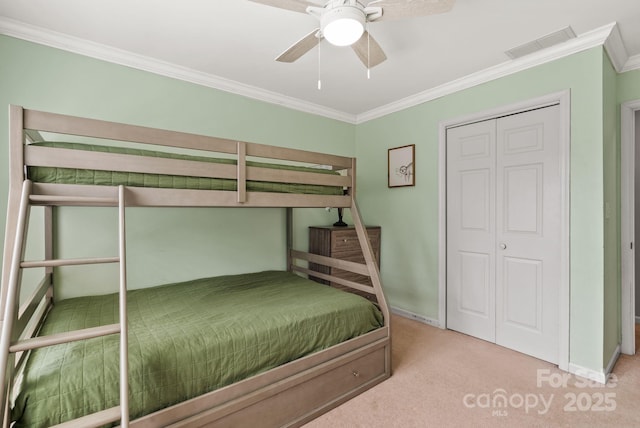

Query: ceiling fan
[248,0,455,69]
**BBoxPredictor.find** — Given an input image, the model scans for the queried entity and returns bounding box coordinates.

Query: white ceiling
[1,0,639,123]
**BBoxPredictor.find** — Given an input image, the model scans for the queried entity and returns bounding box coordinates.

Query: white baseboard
[568,363,607,384]
[568,345,621,385]
[390,306,441,328]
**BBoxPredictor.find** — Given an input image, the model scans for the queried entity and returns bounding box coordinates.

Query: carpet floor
[305,315,640,428]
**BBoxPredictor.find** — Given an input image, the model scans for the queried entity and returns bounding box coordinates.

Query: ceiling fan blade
[351,31,387,68]
[368,0,455,21]
[247,0,320,14]
[276,29,320,63]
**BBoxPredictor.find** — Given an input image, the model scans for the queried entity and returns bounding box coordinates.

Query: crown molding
[356,22,620,123]
[0,18,633,125]
[0,17,357,124]
[603,23,629,72]
[622,54,640,73]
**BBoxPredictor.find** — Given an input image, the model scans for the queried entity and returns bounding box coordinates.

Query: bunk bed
[0,105,391,427]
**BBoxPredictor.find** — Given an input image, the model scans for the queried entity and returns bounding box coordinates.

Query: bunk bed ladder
[0,183,130,427]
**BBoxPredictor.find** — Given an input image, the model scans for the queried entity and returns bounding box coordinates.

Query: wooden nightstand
[308,226,381,301]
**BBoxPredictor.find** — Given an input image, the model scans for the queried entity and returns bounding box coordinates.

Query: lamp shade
[321,6,365,47]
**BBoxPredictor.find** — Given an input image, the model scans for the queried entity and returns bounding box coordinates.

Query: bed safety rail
[16,106,354,209]
[0,183,130,427]
[290,251,375,295]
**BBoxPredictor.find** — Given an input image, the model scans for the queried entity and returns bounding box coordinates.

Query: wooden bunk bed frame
[0,105,391,427]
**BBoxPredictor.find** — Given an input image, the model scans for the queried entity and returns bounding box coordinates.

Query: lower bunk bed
[12,271,387,427]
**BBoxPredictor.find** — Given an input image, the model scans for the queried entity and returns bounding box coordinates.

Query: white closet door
[446,105,561,364]
[446,120,496,342]
[495,105,560,364]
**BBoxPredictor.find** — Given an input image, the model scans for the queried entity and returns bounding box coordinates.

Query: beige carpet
[305,316,640,428]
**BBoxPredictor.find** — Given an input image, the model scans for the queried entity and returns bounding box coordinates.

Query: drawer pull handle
[352,370,360,377]
[343,239,348,242]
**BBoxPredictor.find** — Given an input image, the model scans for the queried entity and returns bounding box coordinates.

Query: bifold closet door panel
[446,120,497,343]
[495,105,561,364]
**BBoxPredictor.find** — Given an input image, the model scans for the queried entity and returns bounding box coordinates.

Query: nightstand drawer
[331,229,380,252]
[331,230,360,252]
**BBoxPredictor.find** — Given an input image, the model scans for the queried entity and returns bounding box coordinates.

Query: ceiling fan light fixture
[321,6,365,47]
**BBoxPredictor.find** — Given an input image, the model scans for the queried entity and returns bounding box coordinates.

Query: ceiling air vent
[505,26,577,59]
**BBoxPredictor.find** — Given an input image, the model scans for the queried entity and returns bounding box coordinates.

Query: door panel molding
[502,256,543,331]
[438,90,570,371]
[503,163,543,235]
[460,169,491,231]
[458,251,491,316]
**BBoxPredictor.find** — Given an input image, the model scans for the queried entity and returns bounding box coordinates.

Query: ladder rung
[21,256,120,268]
[51,405,121,428]
[29,195,118,205]
[9,323,120,353]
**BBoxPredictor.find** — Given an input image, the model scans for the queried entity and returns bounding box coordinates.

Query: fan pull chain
[317,36,322,90]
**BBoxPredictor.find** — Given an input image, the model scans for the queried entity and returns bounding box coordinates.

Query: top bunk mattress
[12,270,383,427]
[26,142,343,195]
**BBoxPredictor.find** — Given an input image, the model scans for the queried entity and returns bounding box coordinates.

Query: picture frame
[388,144,415,187]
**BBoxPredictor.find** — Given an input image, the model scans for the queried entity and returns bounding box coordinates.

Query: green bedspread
[13,271,382,427]
[27,142,343,195]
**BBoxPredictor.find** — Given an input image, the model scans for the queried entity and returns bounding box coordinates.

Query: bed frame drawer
[179,345,388,428]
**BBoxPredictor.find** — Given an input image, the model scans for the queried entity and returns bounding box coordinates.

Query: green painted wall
[0,36,355,300]
[602,51,620,366]
[355,47,607,371]
[618,69,640,104]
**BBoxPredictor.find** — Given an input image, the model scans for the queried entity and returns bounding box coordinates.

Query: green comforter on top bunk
[27,142,343,195]
[12,271,382,427]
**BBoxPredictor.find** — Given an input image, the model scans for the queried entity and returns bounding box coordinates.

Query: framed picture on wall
[388,144,415,187]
